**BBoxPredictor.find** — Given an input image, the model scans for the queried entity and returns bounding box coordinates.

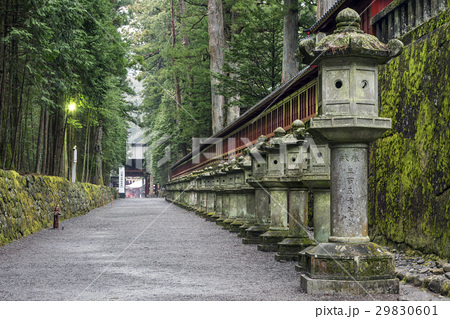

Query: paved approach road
[0,198,442,301]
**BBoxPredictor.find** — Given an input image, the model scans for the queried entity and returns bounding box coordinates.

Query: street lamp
[68,102,76,111]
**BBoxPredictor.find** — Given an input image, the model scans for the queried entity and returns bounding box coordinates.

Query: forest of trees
[0,0,134,184]
[0,0,316,186]
[129,0,316,184]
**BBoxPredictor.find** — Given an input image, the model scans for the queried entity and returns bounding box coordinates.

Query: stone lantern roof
[299,8,403,64]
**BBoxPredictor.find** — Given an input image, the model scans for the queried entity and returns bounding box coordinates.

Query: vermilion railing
[171,78,318,178]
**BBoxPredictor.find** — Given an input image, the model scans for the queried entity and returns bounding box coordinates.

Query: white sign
[119,166,125,193]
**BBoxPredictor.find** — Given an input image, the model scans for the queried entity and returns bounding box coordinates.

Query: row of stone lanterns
[166,119,332,263]
[165,8,403,295]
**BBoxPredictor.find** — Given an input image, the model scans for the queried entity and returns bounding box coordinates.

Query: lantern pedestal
[300,243,399,294]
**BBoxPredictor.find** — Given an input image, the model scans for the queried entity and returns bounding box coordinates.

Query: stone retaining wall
[0,169,118,245]
[369,8,450,259]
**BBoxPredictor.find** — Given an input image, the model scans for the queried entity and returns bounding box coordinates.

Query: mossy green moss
[0,169,118,246]
[369,20,450,259]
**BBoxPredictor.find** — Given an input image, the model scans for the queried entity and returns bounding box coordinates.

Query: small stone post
[298,8,403,294]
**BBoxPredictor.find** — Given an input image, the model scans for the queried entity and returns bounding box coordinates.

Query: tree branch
[186,13,207,33]
[143,51,160,60]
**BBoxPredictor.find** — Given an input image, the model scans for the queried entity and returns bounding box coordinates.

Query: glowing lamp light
[68,103,76,111]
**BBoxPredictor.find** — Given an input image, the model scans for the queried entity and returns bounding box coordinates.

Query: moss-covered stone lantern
[244,136,270,244]
[256,127,290,252]
[275,120,314,261]
[216,163,230,226]
[208,164,224,222]
[298,8,403,294]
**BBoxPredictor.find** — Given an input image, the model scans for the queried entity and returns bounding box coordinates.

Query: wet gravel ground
[0,198,447,301]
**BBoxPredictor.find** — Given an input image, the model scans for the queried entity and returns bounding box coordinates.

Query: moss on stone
[0,169,118,246]
[369,19,450,259]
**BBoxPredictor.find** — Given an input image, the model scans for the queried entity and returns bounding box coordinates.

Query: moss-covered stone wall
[0,169,118,245]
[369,7,450,259]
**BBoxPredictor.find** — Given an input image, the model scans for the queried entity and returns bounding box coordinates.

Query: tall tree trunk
[226,8,240,125]
[171,0,182,124]
[51,114,58,175]
[95,124,103,185]
[11,60,27,169]
[208,0,226,134]
[1,40,14,169]
[42,108,49,175]
[82,108,90,182]
[179,0,189,46]
[87,127,95,183]
[23,85,32,171]
[0,0,9,150]
[179,0,189,156]
[282,0,299,84]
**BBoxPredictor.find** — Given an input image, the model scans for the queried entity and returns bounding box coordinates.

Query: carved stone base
[242,225,268,244]
[300,275,399,295]
[274,237,314,262]
[257,228,289,252]
[215,216,227,226]
[300,242,399,295]
[222,218,235,230]
[229,219,245,233]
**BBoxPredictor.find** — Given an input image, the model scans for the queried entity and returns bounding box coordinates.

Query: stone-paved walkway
[0,198,446,301]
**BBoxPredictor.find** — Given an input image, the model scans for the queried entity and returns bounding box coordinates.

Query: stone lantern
[172,179,180,205]
[196,169,207,215]
[228,157,249,232]
[192,170,202,213]
[202,167,215,219]
[188,173,197,211]
[216,162,231,226]
[177,177,184,207]
[165,182,171,202]
[183,175,190,208]
[244,136,270,244]
[237,153,256,237]
[257,127,290,252]
[208,164,224,222]
[275,120,314,261]
[298,8,403,294]
[223,159,239,230]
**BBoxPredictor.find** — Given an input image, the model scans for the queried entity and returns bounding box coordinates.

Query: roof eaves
[308,0,346,34]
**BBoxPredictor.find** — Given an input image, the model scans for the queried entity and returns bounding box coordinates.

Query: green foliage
[215,0,285,110]
[130,0,212,184]
[0,0,132,184]
[131,0,316,184]
[214,0,316,112]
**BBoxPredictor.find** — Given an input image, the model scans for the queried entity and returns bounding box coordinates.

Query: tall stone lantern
[298,8,403,294]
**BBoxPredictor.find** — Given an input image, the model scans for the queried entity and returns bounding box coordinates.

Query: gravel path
[0,198,445,301]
